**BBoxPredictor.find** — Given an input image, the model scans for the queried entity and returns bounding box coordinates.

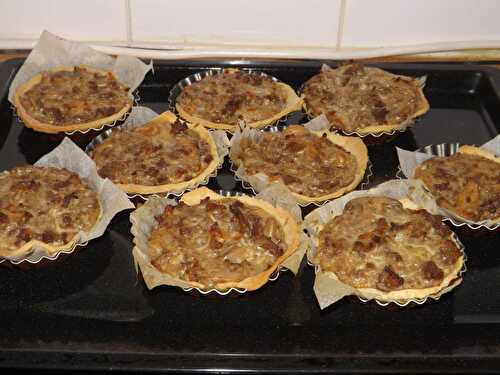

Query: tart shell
[305,187,465,305]
[13,65,133,134]
[175,68,303,132]
[133,187,301,292]
[230,125,369,205]
[414,144,500,225]
[91,111,226,196]
[302,66,430,136]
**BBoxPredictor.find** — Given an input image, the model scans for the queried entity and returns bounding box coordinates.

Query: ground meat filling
[0,166,100,255]
[231,126,358,197]
[302,63,425,132]
[149,198,287,287]
[91,119,214,186]
[20,66,130,126]
[177,70,288,125]
[414,152,500,222]
[315,196,461,292]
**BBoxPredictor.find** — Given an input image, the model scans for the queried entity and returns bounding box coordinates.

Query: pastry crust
[149,187,301,291]
[175,68,303,132]
[308,196,464,303]
[302,64,429,135]
[230,125,368,204]
[13,65,132,134]
[91,112,223,196]
[414,145,500,224]
[319,255,463,302]
[0,166,103,260]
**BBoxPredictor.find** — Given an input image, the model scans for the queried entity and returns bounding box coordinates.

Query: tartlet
[0,166,102,260]
[307,196,464,303]
[302,63,429,135]
[89,112,225,196]
[135,188,301,292]
[14,65,132,133]
[230,125,368,205]
[413,145,500,223]
[175,68,303,131]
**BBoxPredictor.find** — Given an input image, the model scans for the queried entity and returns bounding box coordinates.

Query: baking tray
[0,59,499,373]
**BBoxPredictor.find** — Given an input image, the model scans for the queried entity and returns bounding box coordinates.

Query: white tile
[130,0,341,48]
[342,0,500,47]
[0,0,127,42]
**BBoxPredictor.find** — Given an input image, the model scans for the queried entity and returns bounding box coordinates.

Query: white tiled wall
[1,0,500,52]
[342,0,500,48]
[130,0,341,48]
[0,0,127,42]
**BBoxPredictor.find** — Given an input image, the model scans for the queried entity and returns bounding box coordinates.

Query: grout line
[336,0,347,51]
[125,0,133,47]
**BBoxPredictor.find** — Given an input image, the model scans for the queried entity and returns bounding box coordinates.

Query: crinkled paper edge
[229,115,371,206]
[130,184,306,294]
[303,179,466,309]
[8,31,152,134]
[396,135,500,229]
[1,137,134,264]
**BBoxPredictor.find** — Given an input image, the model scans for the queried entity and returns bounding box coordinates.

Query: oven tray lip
[0,58,500,374]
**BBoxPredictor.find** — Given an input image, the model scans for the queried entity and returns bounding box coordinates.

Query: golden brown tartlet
[0,166,102,260]
[308,196,464,302]
[175,69,303,131]
[230,125,368,204]
[146,188,301,291]
[302,63,429,135]
[14,65,132,133]
[90,112,223,196]
[413,145,500,223]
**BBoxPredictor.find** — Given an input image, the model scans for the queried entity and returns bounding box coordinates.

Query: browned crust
[95,111,224,196]
[302,66,430,135]
[414,145,500,224]
[307,198,464,302]
[149,187,301,291]
[0,189,103,261]
[175,68,303,132]
[230,125,369,204]
[13,65,133,134]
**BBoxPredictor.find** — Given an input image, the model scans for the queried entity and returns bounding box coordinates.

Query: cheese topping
[20,66,130,126]
[313,197,462,292]
[149,198,286,287]
[0,166,100,256]
[415,152,500,222]
[177,70,288,126]
[231,126,358,197]
[303,63,426,132]
[91,119,213,187]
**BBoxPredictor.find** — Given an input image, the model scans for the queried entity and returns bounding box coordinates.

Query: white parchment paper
[9,30,152,103]
[396,135,500,227]
[131,185,305,292]
[5,137,134,263]
[303,179,464,309]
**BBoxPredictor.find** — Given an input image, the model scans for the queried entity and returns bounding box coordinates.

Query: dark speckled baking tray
[0,59,499,373]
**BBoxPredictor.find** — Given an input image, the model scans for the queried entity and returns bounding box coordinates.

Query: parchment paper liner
[85,106,230,201]
[130,184,307,295]
[9,30,152,134]
[303,179,466,309]
[168,68,303,133]
[396,135,500,230]
[0,137,134,264]
[229,115,371,207]
[300,64,427,138]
